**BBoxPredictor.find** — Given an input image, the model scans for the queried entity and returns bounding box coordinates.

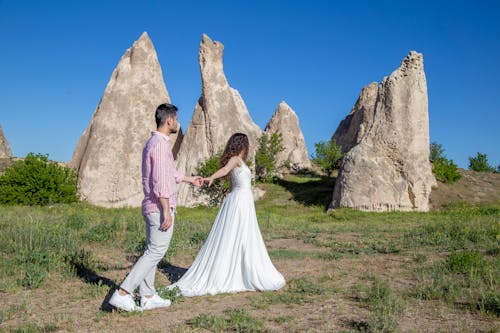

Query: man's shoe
[140,294,171,310]
[109,290,141,312]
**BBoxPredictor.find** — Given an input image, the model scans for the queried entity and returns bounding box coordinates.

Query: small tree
[195,150,229,206]
[311,140,342,177]
[430,142,445,162]
[0,153,78,205]
[428,142,461,183]
[255,133,285,182]
[468,152,495,172]
[433,158,461,183]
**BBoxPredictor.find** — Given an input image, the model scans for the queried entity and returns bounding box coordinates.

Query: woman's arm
[205,156,241,186]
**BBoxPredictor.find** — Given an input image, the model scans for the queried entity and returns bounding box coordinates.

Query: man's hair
[155,103,178,128]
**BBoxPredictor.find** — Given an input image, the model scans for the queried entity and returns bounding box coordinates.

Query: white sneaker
[140,294,171,310]
[109,290,142,312]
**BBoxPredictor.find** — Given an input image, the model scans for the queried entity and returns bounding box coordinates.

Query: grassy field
[0,175,499,332]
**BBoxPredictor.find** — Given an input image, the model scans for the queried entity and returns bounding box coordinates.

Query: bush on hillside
[428,142,461,184]
[0,153,78,205]
[433,158,461,184]
[430,142,446,162]
[468,152,495,172]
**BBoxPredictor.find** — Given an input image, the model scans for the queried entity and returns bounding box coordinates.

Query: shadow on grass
[275,176,336,208]
[158,260,189,283]
[69,257,120,312]
[344,319,370,331]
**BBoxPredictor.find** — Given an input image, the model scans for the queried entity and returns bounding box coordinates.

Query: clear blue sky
[1,0,499,168]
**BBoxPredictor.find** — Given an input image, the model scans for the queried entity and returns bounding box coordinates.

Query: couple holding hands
[109,103,285,312]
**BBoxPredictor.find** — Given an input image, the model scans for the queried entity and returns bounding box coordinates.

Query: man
[109,103,202,311]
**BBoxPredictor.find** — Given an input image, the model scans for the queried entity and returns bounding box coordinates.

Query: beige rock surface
[0,125,12,158]
[70,32,181,207]
[332,82,378,153]
[175,34,262,206]
[330,51,436,212]
[264,101,311,171]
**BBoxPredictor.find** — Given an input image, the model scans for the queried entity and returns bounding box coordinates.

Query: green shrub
[447,251,486,274]
[430,141,446,162]
[428,142,461,183]
[187,308,265,332]
[0,153,78,205]
[433,157,461,183]
[196,150,230,206]
[311,140,342,177]
[469,152,495,172]
[255,133,285,182]
[478,291,500,316]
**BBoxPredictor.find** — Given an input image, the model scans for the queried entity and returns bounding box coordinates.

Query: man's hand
[159,211,173,231]
[191,176,203,187]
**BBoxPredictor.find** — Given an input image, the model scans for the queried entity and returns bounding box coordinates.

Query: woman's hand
[204,177,214,187]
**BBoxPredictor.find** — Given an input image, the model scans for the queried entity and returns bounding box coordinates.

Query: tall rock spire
[331,51,436,211]
[175,34,262,206]
[264,101,311,171]
[0,125,12,158]
[70,32,182,207]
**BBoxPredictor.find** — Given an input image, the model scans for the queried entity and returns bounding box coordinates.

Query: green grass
[186,308,266,332]
[0,174,499,331]
[157,286,184,305]
[0,299,28,324]
[363,277,405,333]
[412,250,499,316]
[268,248,322,260]
[4,323,59,333]
[250,277,326,309]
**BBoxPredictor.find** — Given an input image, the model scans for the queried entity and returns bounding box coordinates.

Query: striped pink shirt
[141,131,184,216]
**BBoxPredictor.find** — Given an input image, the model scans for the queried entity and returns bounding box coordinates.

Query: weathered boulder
[330,51,436,212]
[70,32,182,207]
[175,34,262,206]
[264,101,311,171]
[0,125,12,158]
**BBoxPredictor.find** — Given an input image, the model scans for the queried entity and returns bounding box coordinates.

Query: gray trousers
[120,210,174,296]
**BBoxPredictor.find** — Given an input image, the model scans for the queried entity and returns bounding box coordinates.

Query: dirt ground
[1,169,499,332]
[1,237,498,333]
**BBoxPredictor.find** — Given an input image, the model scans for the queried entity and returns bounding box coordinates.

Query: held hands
[190,176,204,187]
[203,177,214,187]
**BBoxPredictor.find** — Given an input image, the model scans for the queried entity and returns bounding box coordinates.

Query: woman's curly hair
[220,133,249,168]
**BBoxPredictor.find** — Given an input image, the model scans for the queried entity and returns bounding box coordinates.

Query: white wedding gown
[168,159,285,296]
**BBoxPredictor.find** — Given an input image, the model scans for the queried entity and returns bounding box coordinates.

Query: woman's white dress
[168,160,285,296]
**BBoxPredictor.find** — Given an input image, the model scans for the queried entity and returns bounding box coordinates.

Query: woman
[168,133,285,296]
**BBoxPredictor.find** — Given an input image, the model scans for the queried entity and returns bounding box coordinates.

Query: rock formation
[70,32,182,207]
[330,51,436,212]
[0,125,12,158]
[264,101,311,171]
[331,82,378,153]
[175,34,262,206]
